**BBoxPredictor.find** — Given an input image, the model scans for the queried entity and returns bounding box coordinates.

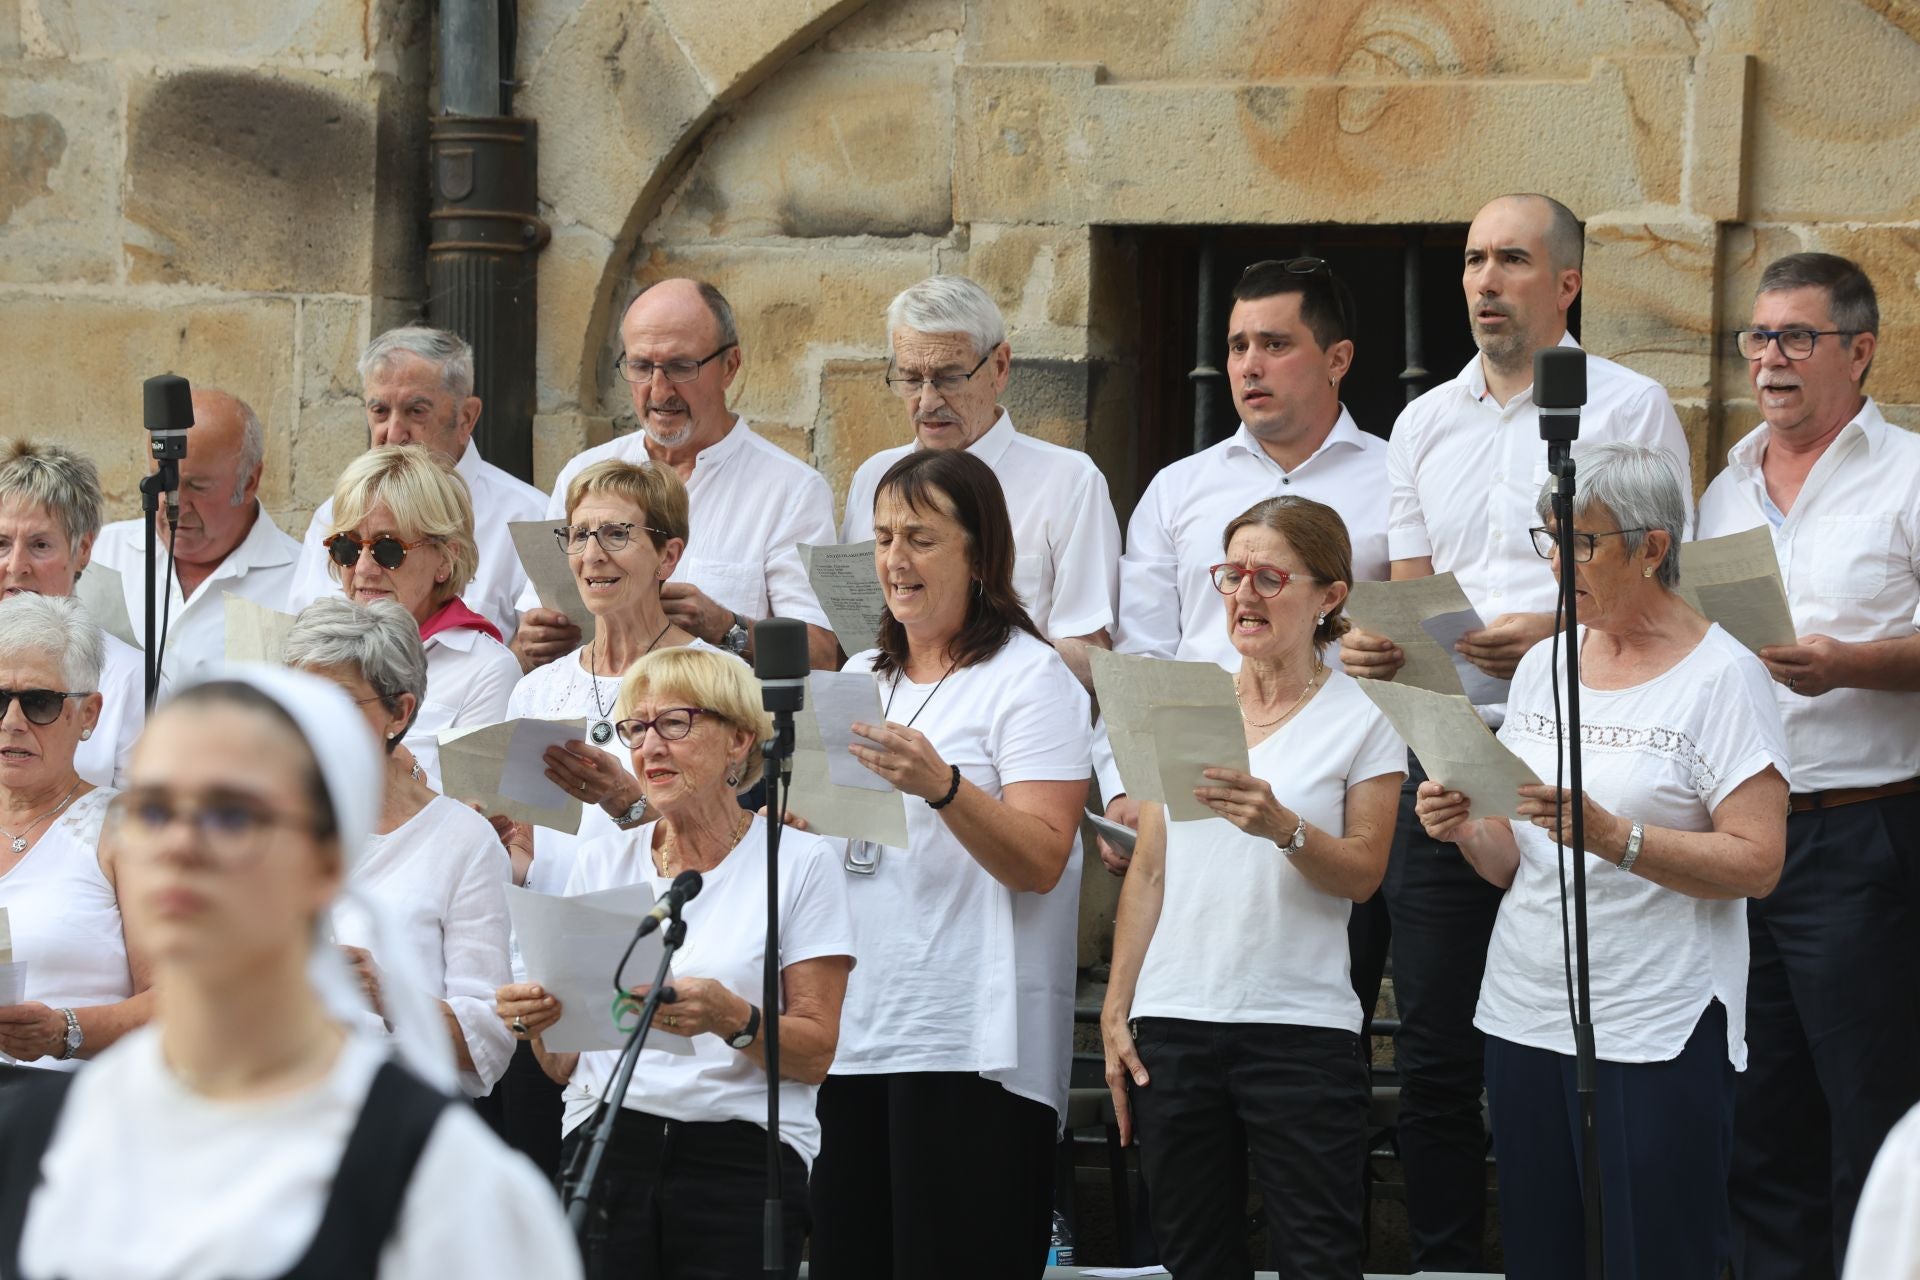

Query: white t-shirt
[0,789,126,1073]
[558,816,854,1169]
[76,631,143,790]
[1845,1099,1920,1280]
[1480,624,1789,1067]
[1696,398,1920,792]
[1131,670,1404,1031]
[830,632,1091,1123]
[405,624,521,789]
[19,1028,579,1280]
[841,412,1122,640]
[331,795,515,1097]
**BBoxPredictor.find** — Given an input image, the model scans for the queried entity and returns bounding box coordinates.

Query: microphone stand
[759,711,795,1279]
[138,466,179,711]
[562,912,689,1243]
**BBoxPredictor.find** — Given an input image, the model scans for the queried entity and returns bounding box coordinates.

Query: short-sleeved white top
[404,625,521,789]
[558,816,854,1169]
[829,632,1092,1123]
[331,796,515,1097]
[76,631,143,791]
[1480,624,1789,1067]
[1132,669,1405,1031]
[841,412,1123,641]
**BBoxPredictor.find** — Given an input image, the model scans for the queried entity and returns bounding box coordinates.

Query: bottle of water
[1046,1208,1076,1267]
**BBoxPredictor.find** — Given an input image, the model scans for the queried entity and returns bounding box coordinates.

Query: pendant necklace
[1235,658,1324,730]
[587,621,673,744]
[882,659,958,728]
[0,779,83,855]
[846,659,958,879]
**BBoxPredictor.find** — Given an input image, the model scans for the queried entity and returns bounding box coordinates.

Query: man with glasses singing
[1337,193,1691,1273]
[512,278,837,671]
[287,326,546,636]
[1698,253,1920,1280]
[840,275,1122,687]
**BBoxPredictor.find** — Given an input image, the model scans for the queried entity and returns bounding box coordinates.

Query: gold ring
[665,1014,678,1027]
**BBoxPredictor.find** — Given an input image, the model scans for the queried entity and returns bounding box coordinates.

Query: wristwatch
[727,1004,762,1050]
[1619,821,1645,874]
[1280,814,1308,855]
[610,794,649,829]
[720,616,750,656]
[57,1007,81,1061]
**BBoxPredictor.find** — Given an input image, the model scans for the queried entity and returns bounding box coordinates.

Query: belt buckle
[843,840,882,876]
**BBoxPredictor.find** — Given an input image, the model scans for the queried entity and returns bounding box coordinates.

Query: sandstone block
[285,400,368,529]
[2,0,20,58]
[823,0,961,52]
[0,62,119,285]
[532,412,614,493]
[535,220,618,411]
[936,224,1092,359]
[652,0,868,102]
[1802,225,1920,407]
[814,357,903,522]
[25,0,392,62]
[651,50,954,241]
[1006,357,1091,452]
[1691,54,1754,222]
[1581,218,1719,396]
[300,298,369,408]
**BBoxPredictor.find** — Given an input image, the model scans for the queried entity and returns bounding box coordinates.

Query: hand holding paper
[1347,574,1510,704]
[785,704,909,847]
[503,883,690,1055]
[807,671,891,792]
[439,718,589,833]
[1088,649,1249,824]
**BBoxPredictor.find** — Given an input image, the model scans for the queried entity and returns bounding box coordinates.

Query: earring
[1317,611,1327,625]
[79,728,92,740]
[725,764,742,788]
[1642,565,1655,578]
[972,579,983,598]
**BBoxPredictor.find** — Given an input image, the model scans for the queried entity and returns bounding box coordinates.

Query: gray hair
[283,596,429,742]
[886,276,1008,362]
[1757,252,1879,385]
[0,593,104,691]
[1533,442,1687,590]
[0,441,104,547]
[357,326,476,402]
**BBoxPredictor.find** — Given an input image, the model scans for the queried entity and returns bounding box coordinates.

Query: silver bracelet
[1618,821,1645,874]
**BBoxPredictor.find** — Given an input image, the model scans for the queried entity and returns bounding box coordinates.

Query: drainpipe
[430,0,548,483]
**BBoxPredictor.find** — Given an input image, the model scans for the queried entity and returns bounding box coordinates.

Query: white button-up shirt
[91,505,302,696]
[1117,407,1389,671]
[289,441,546,638]
[407,625,523,789]
[841,411,1121,639]
[529,417,832,629]
[1696,398,1920,792]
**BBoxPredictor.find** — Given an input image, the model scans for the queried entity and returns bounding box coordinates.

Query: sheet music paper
[799,540,886,656]
[223,594,297,664]
[509,520,594,643]
[439,717,589,833]
[73,563,137,648]
[806,671,892,792]
[1356,679,1541,822]
[1677,527,1798,654]
[1088,648,1248,823]
[785,704,910,847]
[1347,573,1509,705]
[503,883,690,1055]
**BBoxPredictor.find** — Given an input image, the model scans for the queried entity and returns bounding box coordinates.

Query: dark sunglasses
[0,687,90,726]
[325,533,431,571]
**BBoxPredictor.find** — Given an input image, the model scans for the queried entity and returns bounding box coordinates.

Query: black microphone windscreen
[671,869,703,903]
[753,618,810,682]
[143,374,194,434]
[1534,347,1587,410]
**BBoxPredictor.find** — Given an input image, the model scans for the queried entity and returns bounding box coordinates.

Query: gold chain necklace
[1234,659,1323,730]
[655,805,752,878]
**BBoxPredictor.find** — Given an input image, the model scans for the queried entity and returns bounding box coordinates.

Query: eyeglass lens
[0,688,70,725]
[615,709,699,747]
[559,524,634,555]
[328,535,411,570]
[1211,565,1288,596]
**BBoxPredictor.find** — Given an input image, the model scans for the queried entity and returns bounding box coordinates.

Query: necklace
[1235,659,1324,730]
[0,778,84,855]
[655,805,752,878]
[587,621,674,744]
[883,659,958,728]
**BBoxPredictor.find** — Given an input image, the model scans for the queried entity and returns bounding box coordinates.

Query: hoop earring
[972,579,983,598]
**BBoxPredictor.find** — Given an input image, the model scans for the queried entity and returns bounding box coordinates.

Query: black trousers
[472,1040,564,1181]
[1485,1001,1733,1280]
[562,1108,809,1280]
[1348,753,1502,1271]
[1129,1017,1369,1280]
[808,1071,1056,1279]
[1730,790,1920,1280]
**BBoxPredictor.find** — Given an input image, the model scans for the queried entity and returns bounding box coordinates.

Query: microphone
[753,618,809,715]
[1535,346,1586,446]
[634,869,703,939]
[143,374,194,462]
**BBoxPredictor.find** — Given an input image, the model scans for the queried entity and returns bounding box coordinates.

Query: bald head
[159,386,266,571]
[186,389,264,487]
[617,278,742,451]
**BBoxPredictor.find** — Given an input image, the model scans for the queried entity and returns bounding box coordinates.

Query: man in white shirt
[1338,193,1693,1272]
[841,274,1121,686]
[512,278,837,670]
[286,327,545,637]
[91,387,301,694]
[1698,253,1920,1280]
[1097,259,1388,869]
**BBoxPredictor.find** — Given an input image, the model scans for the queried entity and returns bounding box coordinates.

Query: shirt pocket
[1811,514,1895,601]
[676,557,765,618]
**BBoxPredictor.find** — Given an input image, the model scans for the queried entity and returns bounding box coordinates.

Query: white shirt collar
[1222,404,1368,473]
[454,439,483,480]
[966,410,1018,467]
[691,415,750,470]
[1459,329,1583,404]
[1726,396,1888,473]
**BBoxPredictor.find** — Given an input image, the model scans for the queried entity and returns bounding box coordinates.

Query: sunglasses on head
[325,533,431,571]
[0,688,89,726]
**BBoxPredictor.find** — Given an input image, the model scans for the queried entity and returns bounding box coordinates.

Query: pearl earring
[79,728,92,740]
[1317,611,1326,625]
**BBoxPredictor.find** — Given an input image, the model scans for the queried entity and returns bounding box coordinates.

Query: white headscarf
[166,665,457,1092]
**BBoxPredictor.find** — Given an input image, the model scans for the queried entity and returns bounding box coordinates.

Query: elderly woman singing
[1415,442,1789,1277]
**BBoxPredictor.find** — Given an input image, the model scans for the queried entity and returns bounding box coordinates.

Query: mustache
[1472,297,1514,318]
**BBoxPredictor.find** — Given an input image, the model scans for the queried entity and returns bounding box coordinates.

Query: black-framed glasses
[1733,329,1860,361]
[325,533,431,570]
[106,789,325,863]
[1209,563,1318,597]
[554,522,667,556]
[884,350,993,399]
[0,688,91,726]
[1241,256,1328,280]
[616,344,735,385]
[614,707,722,748]
[1529,526,1648,562]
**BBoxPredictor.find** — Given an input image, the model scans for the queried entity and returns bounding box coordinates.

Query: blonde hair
[565,459,691,550]
[0,440,104,548]
[616,647,770,793]
[324,445,477,607]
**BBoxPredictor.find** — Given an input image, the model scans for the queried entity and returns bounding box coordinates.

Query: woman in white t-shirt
[804,448,1091,1280]
[0,666,577,1280]
[1415,443,1789,1278]
[284,596,514,1100]
[1101,496,1403,1278]
[496,646,853,1280]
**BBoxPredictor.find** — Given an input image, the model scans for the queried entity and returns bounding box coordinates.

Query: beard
[1471,319,1531,372]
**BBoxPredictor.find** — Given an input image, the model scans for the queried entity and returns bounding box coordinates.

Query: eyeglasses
[1209,563,1317,597]
[1241,256,1328,280]
[325,533,431,571]
[1733,329,1860,361]
[0,688,91,726]
[616,344,736,385]
[554,522,667,556]
[106,789,325,863]
[1529,526,1648,562]
[885,350,993,399]
[614,707,722,748]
